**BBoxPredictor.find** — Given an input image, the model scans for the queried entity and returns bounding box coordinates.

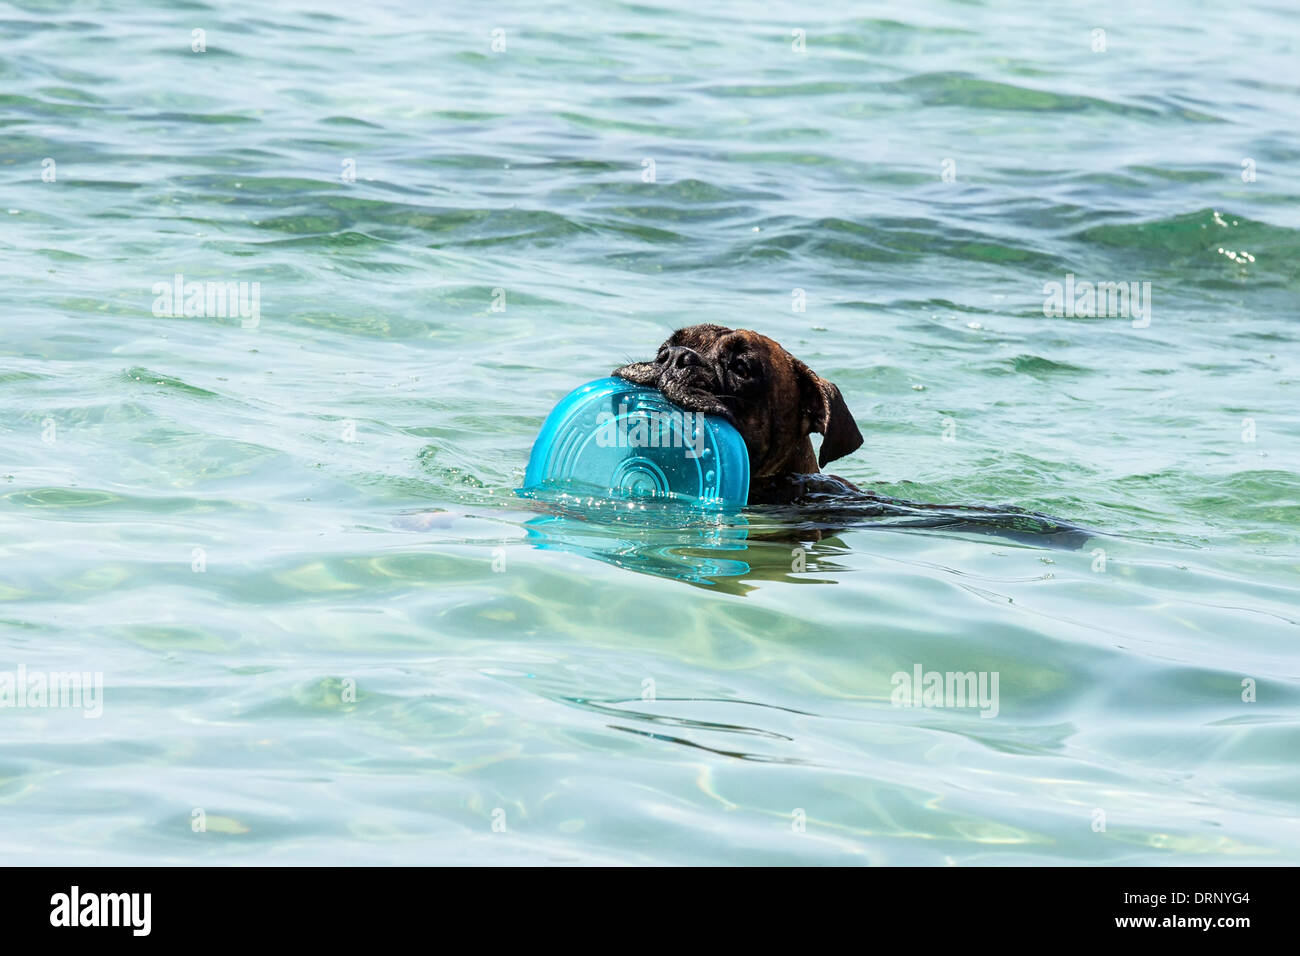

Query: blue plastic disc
[520,377,749,509]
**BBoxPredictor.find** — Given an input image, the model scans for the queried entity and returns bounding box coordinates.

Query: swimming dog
[614,324,1088,545]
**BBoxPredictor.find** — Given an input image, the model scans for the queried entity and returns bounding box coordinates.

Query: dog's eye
[729,356,754,378]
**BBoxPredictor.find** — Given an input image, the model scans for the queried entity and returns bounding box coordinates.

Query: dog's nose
[658,345,703,372]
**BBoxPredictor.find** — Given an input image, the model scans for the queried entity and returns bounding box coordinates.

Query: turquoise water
[3,0,1299,864]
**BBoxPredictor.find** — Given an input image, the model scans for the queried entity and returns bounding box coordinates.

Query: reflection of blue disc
[520,377,749,509]
[522,511,751,584]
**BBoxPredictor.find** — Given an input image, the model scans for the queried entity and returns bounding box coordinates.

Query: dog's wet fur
[615,324,1091,548]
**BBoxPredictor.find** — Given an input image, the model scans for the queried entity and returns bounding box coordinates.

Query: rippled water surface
[2,0,1299,864]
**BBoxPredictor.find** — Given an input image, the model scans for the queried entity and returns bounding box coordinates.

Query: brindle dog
[615,324,1089,547]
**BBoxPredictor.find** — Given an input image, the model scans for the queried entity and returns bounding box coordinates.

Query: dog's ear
[612,361,659,386]
[795,359,863,468]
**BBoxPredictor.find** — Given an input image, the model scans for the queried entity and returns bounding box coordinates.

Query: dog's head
[613,324,863,478]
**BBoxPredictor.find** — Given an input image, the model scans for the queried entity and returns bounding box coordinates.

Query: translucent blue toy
[520,376,749,509]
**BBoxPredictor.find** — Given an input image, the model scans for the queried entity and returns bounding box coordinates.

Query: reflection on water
[519,493,752,584]
[514,487,1094,587]
[571,696,809,764]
